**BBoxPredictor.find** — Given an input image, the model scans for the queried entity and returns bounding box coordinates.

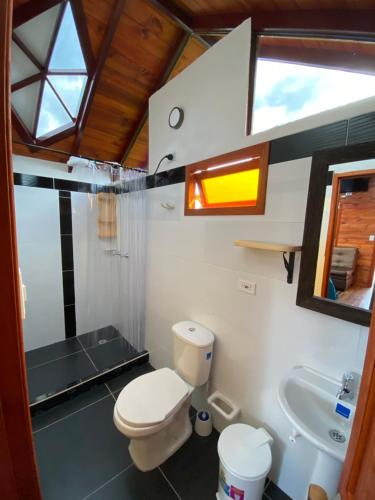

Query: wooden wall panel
[79,0,183,161]
[335,176,375,287]
[125,36,207,169]
[173,0,375,15]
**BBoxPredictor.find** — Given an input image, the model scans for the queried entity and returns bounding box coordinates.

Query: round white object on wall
[168,106,184,129]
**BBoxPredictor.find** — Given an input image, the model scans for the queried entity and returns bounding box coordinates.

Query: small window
[185,143,269,216]
[251,36,375,134]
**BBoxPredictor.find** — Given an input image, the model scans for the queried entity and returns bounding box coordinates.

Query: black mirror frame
[296,140,375,327]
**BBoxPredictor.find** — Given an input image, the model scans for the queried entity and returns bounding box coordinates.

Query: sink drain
[329,429,346,443]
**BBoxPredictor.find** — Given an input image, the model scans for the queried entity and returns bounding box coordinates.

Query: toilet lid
[116,367,189,427]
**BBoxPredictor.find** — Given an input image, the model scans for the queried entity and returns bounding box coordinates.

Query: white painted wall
[14,186,65,351]
[149,20,375,174]
[147,19,371,499]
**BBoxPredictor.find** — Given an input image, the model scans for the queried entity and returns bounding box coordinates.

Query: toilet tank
[172,321,214,387]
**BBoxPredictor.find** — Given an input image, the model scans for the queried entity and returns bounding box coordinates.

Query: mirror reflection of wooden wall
[321,169,375,310]
[297,142,375,326]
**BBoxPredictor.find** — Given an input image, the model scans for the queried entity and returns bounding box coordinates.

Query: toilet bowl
[113,321,215,471]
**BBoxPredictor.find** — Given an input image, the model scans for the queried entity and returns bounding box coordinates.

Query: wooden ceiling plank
[120,31,191,165]
[72,0,127,154]
[191,9,375,35]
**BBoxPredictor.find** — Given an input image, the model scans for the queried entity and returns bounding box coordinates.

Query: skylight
[252,36,375,135]
[11,1,89,141]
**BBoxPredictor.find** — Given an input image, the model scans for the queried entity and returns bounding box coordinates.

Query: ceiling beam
[72,0,126,155]
[191,10,375,37]
[119,32,191,166]
[13,0,63,28]
[147,0,210,48]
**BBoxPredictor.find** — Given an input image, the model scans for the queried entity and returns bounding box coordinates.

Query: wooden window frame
[184,142,270,216]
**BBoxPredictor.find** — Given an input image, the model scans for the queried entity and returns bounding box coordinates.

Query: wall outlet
[238,279,256,295]
[369,234,375,242]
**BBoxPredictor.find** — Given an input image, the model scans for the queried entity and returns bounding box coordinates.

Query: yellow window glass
[201,168,259,207]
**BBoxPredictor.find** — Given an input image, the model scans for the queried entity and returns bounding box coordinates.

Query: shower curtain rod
[12,140,147,174]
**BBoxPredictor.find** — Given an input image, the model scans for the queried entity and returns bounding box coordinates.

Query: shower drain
[98,339,108,345]
[329,429,346,443]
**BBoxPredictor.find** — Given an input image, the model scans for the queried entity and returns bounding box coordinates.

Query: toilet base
[129,398,193,472]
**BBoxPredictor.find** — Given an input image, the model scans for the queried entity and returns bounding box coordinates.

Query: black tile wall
[13,173,54,189]
[146,166,186,189]
[269,120,348,164]
[58,189,77,338]
[62,270,75,305]
[61,234,74,270]
[54,178,96,193]
[347,112,375,145]
[59,196,72,234]
[64,304,77,338]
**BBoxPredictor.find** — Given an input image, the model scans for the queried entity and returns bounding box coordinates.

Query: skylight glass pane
[48,75,87,117]
[37,81,72,138]
[13,4,60,65]
[11,41,39,84]
[49,3,86,70]
[252,60,375,134]
[12,81,40,132]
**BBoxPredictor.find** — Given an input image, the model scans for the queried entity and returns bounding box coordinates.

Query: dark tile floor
[32,361,291,500]
[26,326,145,404]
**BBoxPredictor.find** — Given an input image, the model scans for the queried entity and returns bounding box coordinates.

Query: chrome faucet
[337,372,354,401]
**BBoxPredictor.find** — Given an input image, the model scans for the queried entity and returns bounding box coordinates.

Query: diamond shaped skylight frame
[11,0,91,144]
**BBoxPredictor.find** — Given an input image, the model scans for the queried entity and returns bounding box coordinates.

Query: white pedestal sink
[278,366,358,498]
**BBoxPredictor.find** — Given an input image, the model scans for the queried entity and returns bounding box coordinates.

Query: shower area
[14,162,147,409]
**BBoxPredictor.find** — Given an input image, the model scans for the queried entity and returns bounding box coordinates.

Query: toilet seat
[115,367,189,428]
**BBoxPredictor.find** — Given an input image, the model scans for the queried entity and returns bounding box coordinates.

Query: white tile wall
[14,186,65,351]
[145,163,369,500]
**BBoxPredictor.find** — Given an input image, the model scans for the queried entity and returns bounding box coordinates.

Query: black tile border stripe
[59,191,76,338]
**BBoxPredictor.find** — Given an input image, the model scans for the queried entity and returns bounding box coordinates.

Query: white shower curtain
[72,166,146,352]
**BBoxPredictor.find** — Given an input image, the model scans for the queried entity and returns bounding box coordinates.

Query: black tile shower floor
[33,363,291,500]
[26,326,146,405]
[26,337,82,369]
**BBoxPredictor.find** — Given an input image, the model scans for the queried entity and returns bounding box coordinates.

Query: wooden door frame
[340,309,375,498]
[321,169,375,297]
[0,1,41,498]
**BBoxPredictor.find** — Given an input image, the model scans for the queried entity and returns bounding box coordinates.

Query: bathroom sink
[278,366,357,462]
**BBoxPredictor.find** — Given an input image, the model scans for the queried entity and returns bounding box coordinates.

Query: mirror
[297,141,375,326]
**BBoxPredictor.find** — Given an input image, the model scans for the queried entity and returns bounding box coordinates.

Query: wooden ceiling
[11,0,375,170]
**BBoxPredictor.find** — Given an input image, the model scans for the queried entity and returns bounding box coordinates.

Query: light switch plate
[238,279,256,295]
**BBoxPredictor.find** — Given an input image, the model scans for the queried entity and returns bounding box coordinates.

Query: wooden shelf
[234,240,302,252]
[234,240,302,284]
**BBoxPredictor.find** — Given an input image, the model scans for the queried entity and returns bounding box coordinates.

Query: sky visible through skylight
[252,60,375,134]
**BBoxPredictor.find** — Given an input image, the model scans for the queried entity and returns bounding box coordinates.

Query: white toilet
[113,320,215,471]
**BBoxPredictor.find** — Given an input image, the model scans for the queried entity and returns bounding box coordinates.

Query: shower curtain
[71,166,146,353]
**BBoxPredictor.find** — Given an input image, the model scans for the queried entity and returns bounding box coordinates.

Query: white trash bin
[217,424,273,500]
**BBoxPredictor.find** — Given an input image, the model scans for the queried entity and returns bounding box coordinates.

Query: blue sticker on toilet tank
[336,402,350,419]
[206,352,212,360]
